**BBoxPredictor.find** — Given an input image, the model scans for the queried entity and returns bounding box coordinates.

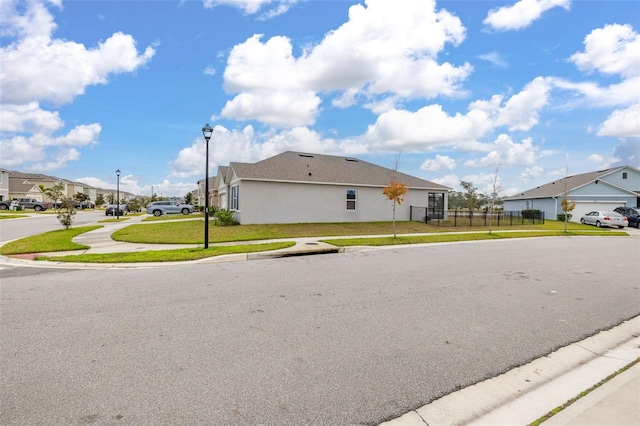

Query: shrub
[557,213,572,221]
[57,197,77,229]
[522,209,541,219]
[215,208,238,226]
[57,213,75,229]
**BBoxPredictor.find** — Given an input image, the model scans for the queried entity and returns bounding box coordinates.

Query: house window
[346,189,357,210]
[230,186,239,210]
[622,172,627,179]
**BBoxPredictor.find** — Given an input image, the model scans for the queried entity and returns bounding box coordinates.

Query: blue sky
[1,0,638,198]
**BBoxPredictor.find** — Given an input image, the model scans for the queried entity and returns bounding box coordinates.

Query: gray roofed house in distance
[503,166,640,222]
[207,151,451,225]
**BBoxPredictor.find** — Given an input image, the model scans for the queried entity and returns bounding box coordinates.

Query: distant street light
[202,123,213,249]
[116,169,121,220]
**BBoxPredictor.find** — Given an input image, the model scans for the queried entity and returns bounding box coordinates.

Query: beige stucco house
[7,172,100,204]
[213,151,450,225]
[8,177,45,200]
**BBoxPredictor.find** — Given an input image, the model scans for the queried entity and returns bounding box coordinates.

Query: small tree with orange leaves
[561,158,576,232]
[561,196,576,232]
[383,179,409,239]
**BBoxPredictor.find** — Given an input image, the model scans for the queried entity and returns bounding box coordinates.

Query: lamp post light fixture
[116,169,121,220]
[202,123,213,249]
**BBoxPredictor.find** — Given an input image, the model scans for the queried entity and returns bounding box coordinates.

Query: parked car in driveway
[580,211,627,228]
[146,201,195,217]
[613,207,640,228]
[105,204,127,216]
[10,198,51,211]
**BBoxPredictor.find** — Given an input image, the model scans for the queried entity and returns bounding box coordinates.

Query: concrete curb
[380,316,640,426]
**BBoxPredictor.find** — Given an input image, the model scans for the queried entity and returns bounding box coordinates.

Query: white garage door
[571,201,625,222]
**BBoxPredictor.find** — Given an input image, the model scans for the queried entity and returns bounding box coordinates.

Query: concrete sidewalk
[381,316,640,426]
[0,214,344,267]
[70,214,343,259]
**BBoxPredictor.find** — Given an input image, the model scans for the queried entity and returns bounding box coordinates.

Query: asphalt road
[1,237,639,425]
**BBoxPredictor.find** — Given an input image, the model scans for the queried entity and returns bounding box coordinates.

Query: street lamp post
[116,169,121,220]
[202,123,213,249]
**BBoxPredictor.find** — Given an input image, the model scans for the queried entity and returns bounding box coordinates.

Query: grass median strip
[39,242,295,263]
[321,230,626,246]
[528,357,640,426]
[0,225,102,255]
[0,214,27,220]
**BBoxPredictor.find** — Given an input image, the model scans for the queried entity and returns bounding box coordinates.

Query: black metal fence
[409,206,545,227]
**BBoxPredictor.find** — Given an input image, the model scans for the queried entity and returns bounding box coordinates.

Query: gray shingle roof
[8,178,43,194]
[229,151,450,190]
[8,171,60,182]
[503,166,633,200]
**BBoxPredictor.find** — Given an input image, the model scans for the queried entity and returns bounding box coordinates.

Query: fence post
[410,206,413,222]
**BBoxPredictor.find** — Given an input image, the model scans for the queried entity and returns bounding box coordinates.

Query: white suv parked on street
[146,201,195,217]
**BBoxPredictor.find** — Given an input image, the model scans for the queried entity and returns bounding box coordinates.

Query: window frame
[230,185,239,211]
[346,189,357,210]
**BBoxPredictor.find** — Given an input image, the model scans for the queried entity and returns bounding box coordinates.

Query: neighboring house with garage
[214,151,450,225]
[503,166,640,222]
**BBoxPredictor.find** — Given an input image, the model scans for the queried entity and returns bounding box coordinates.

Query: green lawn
[0,213,27,220]
[0,226,102,255]
[322,230,627,246]
[112,219,611,244]
[0,219,625,263]
[142,213,205,221]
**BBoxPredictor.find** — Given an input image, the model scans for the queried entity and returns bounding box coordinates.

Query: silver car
[146,201,195,217]
[580,211,627,228]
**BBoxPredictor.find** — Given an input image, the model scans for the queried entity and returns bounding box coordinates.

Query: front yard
[111,219,610,244]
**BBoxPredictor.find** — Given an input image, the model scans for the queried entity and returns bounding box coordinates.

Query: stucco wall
[501,198,558,220]
[601,168,640,189]
[571,181,633,196]
[232,180,445,224]
[0,171,9,201]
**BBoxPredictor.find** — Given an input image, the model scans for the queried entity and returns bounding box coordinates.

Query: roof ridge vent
[345,157,359,162]
[298,153,314,158]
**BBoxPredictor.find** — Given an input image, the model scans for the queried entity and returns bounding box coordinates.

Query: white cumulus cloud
[484,0,570,32]
[220,0,471,127]
[203,0,297,18]
[0,0,155,171]
[570,24,640,78]
[598,104,640,138]
[464,135,540,167]
[420,155,457,171]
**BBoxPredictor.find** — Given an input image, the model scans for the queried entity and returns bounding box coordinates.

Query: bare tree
[561,159,576,232]
[488,166,503,234]
[382,155,409,239]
